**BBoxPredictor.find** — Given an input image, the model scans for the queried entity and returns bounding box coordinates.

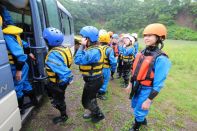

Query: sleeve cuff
[24,47,30,54]
[16,61,25,71]
[148,89,159,100]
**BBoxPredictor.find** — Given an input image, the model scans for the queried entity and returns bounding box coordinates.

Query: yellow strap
[16,35,22,47]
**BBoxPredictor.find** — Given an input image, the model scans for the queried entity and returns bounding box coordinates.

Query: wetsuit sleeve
[134,42,139,56]
[107,48,117,72]
[122,46,135,56]
[4,35,27,71]
[22,40,30,54]
[74,45,101,65]
[45,51,73,85]
[148,89,159,100]
[152,55,171,93]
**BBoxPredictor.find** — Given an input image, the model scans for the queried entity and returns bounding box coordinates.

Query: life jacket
[45,46,73,83]
[3,25,23,64]
[102,45,112,68]
[122,46,135,62]
[79,45,104,76]
[112,44,119,57]
[132,48,167,86]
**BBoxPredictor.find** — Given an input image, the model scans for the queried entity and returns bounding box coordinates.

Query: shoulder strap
[145,48,163,80]
[53,47,70,68]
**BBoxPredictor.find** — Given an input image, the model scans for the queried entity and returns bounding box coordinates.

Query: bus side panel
[0,91,21,131]
[0,27,21,130]
[0,40,9,65]
[0,38,15,100]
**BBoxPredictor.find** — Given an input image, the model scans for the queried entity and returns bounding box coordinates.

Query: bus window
[60,11,70,35]
[9,11,22,23]
[24,15,31,25]
[43,0,60,30]
[69,18,74,34]
[9,10,34,43]
[36,0,45,30]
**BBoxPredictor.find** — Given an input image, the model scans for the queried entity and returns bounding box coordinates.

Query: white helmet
[131,33,138,39]
[99,29,107,36]
[123,34,135,44]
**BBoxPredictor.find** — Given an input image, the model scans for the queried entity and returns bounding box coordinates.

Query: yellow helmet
[99,31,110,44]
[74,35,82,44]
[0,15,2,27]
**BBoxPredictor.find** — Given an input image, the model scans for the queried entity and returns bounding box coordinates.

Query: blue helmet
[79,26,99,43]
[43,27,64,46]
[112,34,119,39]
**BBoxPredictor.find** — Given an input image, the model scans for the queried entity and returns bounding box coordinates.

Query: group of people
[43,24,171,131]
[0,5,171,131]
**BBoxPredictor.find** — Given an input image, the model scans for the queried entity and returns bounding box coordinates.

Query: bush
[167,25,197,41]
[137,25,197,41]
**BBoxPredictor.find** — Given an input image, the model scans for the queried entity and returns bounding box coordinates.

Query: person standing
[75,26,105,123]
[43,27,73,124]
[97,30,117,100]
[126,23,171,130]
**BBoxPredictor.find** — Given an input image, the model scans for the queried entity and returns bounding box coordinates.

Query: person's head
[80,26,99,46]
[99,29,110,45]
[143,23,167,49]
[111,34,119,45]
[43,27,64,47]
[123,34,135,46]
[118,38,124,46]
[131,33,138,41]
[108,31,113,38]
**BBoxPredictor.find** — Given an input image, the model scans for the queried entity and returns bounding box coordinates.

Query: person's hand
[16,71,22,81]
[69,80,74,85]
[81,38,88,46]
[125,82,132,94]
[29,53,36,60]
[142,99,152,110]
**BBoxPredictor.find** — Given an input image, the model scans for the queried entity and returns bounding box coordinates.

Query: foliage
[167,25,197,40]
[59,0,197,40]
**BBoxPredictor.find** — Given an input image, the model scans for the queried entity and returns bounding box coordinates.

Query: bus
[0,0,74,130]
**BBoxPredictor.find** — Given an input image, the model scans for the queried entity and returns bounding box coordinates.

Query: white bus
[0,0,74,130]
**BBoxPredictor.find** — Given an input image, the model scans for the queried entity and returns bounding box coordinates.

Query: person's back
[43,27,73,124]
[97,30,117,100]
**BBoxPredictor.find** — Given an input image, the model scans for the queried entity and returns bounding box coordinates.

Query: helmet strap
[155,36,164,49]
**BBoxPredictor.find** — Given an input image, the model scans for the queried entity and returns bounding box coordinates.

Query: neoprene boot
[91,112,105,123]
[18,97,25,114]
[26,91,38,106]
[129,119,142,131]
[53,111,68,124]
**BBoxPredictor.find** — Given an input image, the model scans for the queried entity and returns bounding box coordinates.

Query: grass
[21,39,197,131]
